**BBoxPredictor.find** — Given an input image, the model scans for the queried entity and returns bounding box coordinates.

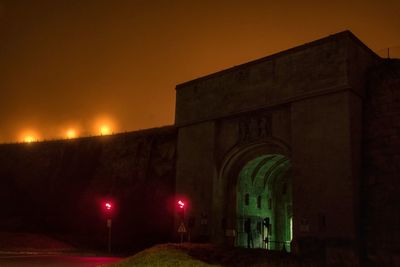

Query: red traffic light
[105,202,112,210]
[178,200,185,209]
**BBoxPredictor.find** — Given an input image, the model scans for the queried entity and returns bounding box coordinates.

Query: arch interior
[236,154,292,251]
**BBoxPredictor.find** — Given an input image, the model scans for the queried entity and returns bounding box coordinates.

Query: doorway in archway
[236,154,292,251]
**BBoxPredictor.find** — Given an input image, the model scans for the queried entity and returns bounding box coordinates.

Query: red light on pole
[103,200,113,253]
[177,199,187,243]
[177,200,185,221]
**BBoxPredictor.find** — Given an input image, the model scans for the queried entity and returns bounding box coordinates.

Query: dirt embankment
[0,232,76,253]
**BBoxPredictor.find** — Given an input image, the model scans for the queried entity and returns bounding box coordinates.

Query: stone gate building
[174,31,399,265]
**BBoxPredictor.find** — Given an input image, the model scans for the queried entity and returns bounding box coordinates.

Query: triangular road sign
[178,222,187,233]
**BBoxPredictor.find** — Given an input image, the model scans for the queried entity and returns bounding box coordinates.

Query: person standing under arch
[245,218,254,248]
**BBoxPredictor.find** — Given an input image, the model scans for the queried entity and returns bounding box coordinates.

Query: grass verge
[106,243,221,267]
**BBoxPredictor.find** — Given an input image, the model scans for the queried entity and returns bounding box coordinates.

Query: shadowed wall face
[0,128,177,251]
[363,59,400,265]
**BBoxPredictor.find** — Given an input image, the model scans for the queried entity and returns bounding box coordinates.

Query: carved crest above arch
[238,113,272,144]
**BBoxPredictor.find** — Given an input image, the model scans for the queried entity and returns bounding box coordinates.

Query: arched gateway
[219,141,292,251]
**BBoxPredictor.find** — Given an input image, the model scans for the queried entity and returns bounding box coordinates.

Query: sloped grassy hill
[108,243,323,267]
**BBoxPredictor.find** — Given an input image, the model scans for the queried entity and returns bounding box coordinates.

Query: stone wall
[363,59,400,266]
[0,126,177,251]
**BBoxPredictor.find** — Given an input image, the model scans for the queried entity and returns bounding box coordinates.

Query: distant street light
[100,125,111,135]
[24,136,35,143]
[66,129,77,139]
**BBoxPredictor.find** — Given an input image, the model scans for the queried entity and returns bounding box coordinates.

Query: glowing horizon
[4,116,120,143]
[23,136,36,143]
[20,130,40,143]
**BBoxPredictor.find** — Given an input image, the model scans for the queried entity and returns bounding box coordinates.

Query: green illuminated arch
[236,154,292,251]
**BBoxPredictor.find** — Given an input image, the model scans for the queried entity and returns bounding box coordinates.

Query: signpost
[107,218,112,253]
[178,222,187,243]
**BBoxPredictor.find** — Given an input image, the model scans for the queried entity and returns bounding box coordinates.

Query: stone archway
[219,140,292,251]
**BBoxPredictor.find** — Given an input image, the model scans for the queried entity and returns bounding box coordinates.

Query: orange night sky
[0,0,399,143]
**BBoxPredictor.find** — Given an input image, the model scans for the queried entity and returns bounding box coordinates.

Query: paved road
[0,254,122,267]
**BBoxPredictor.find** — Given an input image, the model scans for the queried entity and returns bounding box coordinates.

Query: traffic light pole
[180,208,185,243]
[107,218,112,253]
[177,200,186,243]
